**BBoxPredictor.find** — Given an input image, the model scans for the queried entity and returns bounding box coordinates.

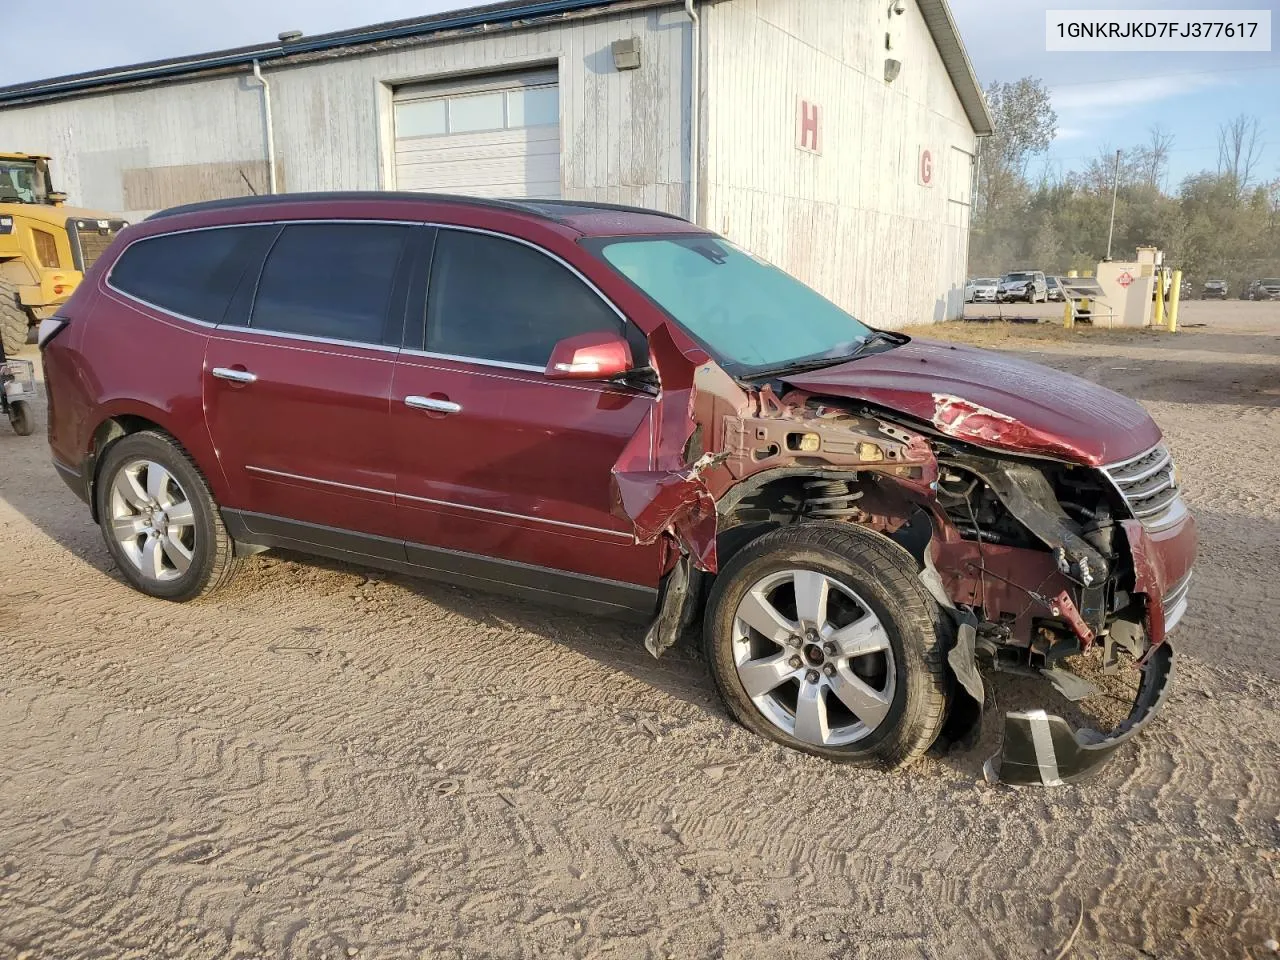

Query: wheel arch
[714,466,932,574]
[85,404,227,522]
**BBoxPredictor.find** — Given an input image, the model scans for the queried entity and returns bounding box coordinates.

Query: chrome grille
[1102,443,1186,532]
[1162,570,1192,634]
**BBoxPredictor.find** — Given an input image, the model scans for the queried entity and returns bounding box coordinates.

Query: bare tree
[1218,114,1263,193]
[1135,125,1174,189]
[976,78,1058,215]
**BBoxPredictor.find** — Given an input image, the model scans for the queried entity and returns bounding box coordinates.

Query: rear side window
[425,229,621,367]
[251,223,411,345]
[109,226,274,324]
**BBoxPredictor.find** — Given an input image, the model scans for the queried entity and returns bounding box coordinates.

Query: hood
[783,338,1160,466]
[0,203,123,228]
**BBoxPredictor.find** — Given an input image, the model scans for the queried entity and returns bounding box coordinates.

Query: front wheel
[703,524,950,768]
[96,431,241,601]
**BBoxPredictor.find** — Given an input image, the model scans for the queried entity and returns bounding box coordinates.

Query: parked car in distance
[39,192,1196,783]
[1045,275,1064,302]
[1202,279,1228,299]
[997,270,1047,304]
[964,277,998,303]
[1245,278,1280,301]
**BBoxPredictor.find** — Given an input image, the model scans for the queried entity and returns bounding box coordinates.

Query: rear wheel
[96,431,241,601]
[0,279,29,357]
[703,524,950,768]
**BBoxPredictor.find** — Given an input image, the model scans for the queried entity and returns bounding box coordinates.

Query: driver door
[389,227,662,597]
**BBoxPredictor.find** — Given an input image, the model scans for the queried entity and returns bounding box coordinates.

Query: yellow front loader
[0,153,128,354]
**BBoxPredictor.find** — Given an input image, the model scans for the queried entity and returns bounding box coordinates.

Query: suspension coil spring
[803,479,865,519]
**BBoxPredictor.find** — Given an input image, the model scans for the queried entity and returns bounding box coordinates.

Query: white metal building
[0,0,992,327]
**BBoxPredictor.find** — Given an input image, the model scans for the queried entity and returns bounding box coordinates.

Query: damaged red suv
[41,194,1195,784]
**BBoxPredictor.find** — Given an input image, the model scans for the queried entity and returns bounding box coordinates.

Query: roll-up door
[393,72,560,199]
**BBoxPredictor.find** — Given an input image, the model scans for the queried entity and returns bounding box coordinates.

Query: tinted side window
[110,226,274,324]
[251,223,411,344]
[426,230,622,367]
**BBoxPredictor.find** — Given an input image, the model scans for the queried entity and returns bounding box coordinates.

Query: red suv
[40,193,1196,784]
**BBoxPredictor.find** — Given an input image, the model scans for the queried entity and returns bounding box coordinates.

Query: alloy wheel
[731,569,896,747]
[108,459,197,582]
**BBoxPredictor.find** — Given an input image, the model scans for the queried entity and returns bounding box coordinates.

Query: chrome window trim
[397,348,652,399]
[401,348,542,373]
[218,325,402,355]
[103,282,219,329]
[102,217,642,370]
[425,222,630,328]
[103,219,416,341]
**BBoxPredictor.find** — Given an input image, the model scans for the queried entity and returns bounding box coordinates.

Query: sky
[1,0,1278,190]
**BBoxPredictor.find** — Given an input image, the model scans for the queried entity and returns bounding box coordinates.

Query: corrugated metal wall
[0,6,691,223]
[0,0,978,326]
[702,0,977,328]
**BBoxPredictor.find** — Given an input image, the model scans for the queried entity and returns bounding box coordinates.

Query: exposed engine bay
[609,344,1188,785]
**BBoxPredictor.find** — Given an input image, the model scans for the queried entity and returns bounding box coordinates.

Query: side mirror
[544,331,633,381]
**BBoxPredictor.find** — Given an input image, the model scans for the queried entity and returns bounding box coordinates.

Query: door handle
[405,395,461,414]
[212,367,258,384]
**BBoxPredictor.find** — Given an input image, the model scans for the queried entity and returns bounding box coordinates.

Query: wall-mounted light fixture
[884,59,902,83]
[612,37,641,71]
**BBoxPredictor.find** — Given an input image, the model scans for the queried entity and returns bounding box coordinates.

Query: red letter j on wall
[797,99,821,154]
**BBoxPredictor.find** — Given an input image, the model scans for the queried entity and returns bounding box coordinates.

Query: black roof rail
[505,198,689,222]
[145,191,537,221]
[144,191,690,225]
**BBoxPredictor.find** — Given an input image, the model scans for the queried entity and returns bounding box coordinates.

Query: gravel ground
[0,301,1277,959]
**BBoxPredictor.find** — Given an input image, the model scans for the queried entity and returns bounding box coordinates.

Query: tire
[703,523,950,768]
[95,430,241,601]
[7,400,32,436]
[0,279,30,358]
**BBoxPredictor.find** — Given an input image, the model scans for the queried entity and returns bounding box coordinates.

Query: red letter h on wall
[797,99,821,154]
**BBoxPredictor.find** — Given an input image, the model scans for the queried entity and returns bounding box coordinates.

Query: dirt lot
[1,301,1278,959]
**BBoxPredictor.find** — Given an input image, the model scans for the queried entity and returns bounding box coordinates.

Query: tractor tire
[0,279,31,357]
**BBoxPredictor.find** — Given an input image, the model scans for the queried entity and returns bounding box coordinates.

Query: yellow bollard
[1154,269,1165,328]
[1168,269,1182,332]
[1064,269,1077,328]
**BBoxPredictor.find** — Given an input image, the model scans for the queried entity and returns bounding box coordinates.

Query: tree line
[969,78,1280,293]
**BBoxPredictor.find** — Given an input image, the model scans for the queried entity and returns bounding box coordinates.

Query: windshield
[1262,279,1280,285]
[589,234,872,374]
[0,160,49,204]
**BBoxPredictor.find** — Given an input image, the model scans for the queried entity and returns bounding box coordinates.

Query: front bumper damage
[605,326,1190,784]
[997,641,1174,785]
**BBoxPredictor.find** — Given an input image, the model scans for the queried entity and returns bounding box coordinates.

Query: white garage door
[393,73,561,199]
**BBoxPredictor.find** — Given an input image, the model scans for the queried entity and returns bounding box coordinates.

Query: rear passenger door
[389,227,663,599]
[204,221,420,551]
